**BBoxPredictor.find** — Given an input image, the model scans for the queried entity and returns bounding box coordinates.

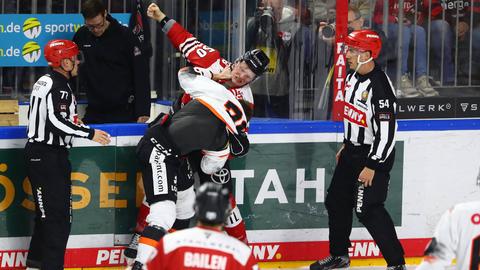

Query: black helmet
[195,183,230,225]
[241,49,270,76]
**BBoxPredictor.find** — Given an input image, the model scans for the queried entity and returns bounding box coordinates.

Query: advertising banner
[0,13,129,67]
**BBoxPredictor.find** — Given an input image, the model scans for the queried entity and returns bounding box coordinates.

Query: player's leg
[133,136,180,269]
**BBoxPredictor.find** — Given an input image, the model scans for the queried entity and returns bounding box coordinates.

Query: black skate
[310,255,350,270]
[124,232,141,259]
[131,261,144,270]
[386,265,407,270]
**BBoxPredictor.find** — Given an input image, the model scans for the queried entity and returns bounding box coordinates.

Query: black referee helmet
[195,183,230,226]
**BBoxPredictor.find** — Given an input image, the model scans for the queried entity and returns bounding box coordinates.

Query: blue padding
[398,119,480,131]
[155,100,173,106]
[2,119,480,139]
[248,118,342,133]
[0,126,27,139]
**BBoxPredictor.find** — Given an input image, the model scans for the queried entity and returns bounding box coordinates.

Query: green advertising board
[0,135,403,237]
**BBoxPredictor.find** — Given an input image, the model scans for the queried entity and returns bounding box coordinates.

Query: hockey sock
[135,202,150,233]
[136,225,166,264]
[224,196,248,244]
[172,218,191,231]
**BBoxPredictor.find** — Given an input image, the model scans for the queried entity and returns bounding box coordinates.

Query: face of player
[231,61,256,87]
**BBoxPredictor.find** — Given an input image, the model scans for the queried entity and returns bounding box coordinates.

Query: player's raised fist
[147,3,166,22]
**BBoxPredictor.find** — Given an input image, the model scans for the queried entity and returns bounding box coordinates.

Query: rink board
[0,119,479,268]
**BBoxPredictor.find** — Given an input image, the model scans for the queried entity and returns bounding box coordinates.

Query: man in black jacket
[73,0,150,123]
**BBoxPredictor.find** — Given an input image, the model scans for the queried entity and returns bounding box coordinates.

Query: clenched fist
[147,3,166,22]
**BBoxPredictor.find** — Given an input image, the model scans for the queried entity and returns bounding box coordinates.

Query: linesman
[24,39,110,270]
[310,30,406,270]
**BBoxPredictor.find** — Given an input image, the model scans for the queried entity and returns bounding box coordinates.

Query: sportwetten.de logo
[23,17,42,39]
[22,41,41,63]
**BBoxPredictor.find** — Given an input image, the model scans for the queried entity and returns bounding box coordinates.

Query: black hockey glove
[228,128,250,157]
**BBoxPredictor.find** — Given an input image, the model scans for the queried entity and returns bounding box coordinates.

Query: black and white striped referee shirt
[27,71,94,148]
[343,64,398,169]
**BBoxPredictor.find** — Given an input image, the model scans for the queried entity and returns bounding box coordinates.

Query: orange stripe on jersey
[139,237,158,248]
[197,98,235,133]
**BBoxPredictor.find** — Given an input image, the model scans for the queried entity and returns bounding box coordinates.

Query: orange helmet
[44,39,79,67]
[345,30,382,59]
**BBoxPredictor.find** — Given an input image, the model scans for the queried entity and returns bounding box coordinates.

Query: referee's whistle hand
[92,129,111,145]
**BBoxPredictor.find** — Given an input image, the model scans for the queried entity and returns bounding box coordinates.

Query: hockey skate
[125,261,144,270]
[124,232,141,260]
[386,265,407,270]
[309,255,350,270]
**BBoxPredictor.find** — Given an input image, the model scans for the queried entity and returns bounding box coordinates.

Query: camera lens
[322,24,335,38]
[260,8,274,33]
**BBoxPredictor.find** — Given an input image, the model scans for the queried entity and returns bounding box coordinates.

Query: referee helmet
[345,30,382,59]
[44,39,79,67]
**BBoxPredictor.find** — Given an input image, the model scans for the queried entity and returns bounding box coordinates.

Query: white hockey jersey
[178,69,248,135]
[416,200,480,270]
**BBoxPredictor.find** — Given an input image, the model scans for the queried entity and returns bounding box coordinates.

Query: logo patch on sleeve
[133,46,142,56]
[378,112,391,121]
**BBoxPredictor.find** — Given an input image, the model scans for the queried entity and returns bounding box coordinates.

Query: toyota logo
[211,168,231,184]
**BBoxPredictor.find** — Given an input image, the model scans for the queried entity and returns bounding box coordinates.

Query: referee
[310,30,406,270]
[24,39,110,270]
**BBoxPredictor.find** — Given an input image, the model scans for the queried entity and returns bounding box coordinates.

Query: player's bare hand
[457,21,469,39]
[92,129,111,145]
[137,116,150,123]
[213,66,232,81]
[147,3,166,22]
[358,167,375,187]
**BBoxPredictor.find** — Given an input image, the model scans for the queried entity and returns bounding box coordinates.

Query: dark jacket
[73,14,150,123]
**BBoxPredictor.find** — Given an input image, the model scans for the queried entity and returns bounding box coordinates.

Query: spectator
[246,0,301,118]
[348,5,390,67]
[24,39,110,270]
[428,0,457,85]
[449,0,480,84]
[73,0,150,124]
[130,66,267,270]
[146,183,258,270]
[350,0,375,21]
[416,200,480,270]
[373,0,440,97]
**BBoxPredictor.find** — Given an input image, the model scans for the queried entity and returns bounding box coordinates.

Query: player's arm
[126,30,150,121]
[177,67,228,98]
[147,3,220,68]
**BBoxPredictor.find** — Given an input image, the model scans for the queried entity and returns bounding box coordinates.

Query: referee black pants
[325,144,405,266]
[24,142,72,270]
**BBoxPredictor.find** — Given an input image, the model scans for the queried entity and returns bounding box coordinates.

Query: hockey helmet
[44,39,79,67]
[345,30,382,59]
[194,183,230,226]
[240,49,270,76]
